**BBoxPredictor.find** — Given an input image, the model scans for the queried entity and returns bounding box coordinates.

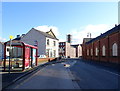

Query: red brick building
[82,24,120,64]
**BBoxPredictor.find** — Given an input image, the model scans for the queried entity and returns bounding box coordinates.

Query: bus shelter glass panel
[25,47,30,69]
[5,43,23,71]
[32,48,36,67]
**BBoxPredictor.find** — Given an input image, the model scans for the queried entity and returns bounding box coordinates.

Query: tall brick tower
[67,34,72,43]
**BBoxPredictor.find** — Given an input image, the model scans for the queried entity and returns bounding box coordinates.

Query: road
[5,58,119,90]
[6,60,80,89]
[69,59,119,89]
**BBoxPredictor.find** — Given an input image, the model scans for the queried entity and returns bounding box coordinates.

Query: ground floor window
[95,47,98,56]
[102,45,106,56]
[112,43,118,56]
[87,49,89,56]
[91,49,93,56]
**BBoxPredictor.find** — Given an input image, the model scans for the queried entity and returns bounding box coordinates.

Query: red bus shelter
[4,41,38,71]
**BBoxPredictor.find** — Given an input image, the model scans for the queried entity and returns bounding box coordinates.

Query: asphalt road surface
[5,59,119,90]
[69,59,119,89]
[6,60,80,90]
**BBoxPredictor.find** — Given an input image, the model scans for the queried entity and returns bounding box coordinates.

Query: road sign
[9,35,14,39]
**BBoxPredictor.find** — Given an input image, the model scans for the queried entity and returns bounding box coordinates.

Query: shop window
[102,45,106,56]
[112,43,118,56]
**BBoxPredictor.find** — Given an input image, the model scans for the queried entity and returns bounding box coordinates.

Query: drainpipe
[107,36,110,63]
[118,31,120,64]
[4,42,7,71]
[98,40,100,61]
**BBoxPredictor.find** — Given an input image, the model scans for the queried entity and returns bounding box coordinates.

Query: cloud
[34,25,59,37]
[0,37,6,42]
[70,24,115,44]
[59,38,66,42]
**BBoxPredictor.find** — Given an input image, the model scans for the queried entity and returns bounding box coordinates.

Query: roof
[33,28,59,40]
[13,34,25,41]
[83,38,93,43]
[71,44,81,48]
[0,42,4,45]
[13,28,59,41]
[86,24,120,44]
[4,40,38,49]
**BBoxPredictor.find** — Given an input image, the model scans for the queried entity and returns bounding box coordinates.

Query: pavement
[5,60,80,90]
[1,61,50,90]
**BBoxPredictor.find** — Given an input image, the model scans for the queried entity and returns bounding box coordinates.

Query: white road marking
[102,69,120,76]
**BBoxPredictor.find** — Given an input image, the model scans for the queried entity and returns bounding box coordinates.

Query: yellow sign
[9,35,14,39]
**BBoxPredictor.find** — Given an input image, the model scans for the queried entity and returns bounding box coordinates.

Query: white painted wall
[46,37,59,57]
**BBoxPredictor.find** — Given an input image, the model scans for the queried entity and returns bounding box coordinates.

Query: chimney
[17,35,20,38]
[115,24,117,27]
[67,34,72,43]
[22,34,25,37]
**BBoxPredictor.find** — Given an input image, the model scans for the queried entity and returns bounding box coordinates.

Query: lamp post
[8,35,13,74]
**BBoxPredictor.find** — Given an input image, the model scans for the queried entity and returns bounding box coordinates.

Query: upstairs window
[53,41,56,46]
[112,43,118,56]
[47,39,49,45]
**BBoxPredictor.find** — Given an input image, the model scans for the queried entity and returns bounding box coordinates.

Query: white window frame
[112,43,118,56]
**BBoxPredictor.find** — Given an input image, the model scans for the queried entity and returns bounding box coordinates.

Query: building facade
[59,42,75,58]
[59,42,82,58]
[82,24,120,63]
[15,28,59,58]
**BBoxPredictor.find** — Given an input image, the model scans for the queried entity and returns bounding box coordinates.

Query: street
[5,58,119,90]
[70,59,119,89]
[6,60,80,89]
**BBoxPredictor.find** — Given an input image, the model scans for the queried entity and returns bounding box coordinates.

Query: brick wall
[82,28,120,64]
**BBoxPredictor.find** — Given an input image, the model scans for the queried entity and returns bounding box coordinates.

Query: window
[46,49,49,57]
[112,43,118,56]
[53,41,56,46]
[47,39,49,45]
[102,45,106,56]
[95,47,98,56]
[91,49,93,56]
[87,49,89,56]
[53,50,56,57]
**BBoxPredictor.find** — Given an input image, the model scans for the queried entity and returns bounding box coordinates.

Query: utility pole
[9,35,14,74]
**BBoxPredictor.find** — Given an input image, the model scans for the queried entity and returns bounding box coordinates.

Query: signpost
[9,35,13,74]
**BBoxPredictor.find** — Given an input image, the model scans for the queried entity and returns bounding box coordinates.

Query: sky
[1,2,118,44]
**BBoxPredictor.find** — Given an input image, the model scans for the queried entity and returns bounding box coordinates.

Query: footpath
[1,60,65,90]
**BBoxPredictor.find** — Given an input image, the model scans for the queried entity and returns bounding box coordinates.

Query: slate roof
[0,42,4,45]
[33,28,59,40]
[13,28,59,41]
[86,24,120,44]
[13,35,25,41]
[83,38,93,43]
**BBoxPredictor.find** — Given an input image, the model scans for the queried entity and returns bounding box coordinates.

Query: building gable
[46,29,57,39]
